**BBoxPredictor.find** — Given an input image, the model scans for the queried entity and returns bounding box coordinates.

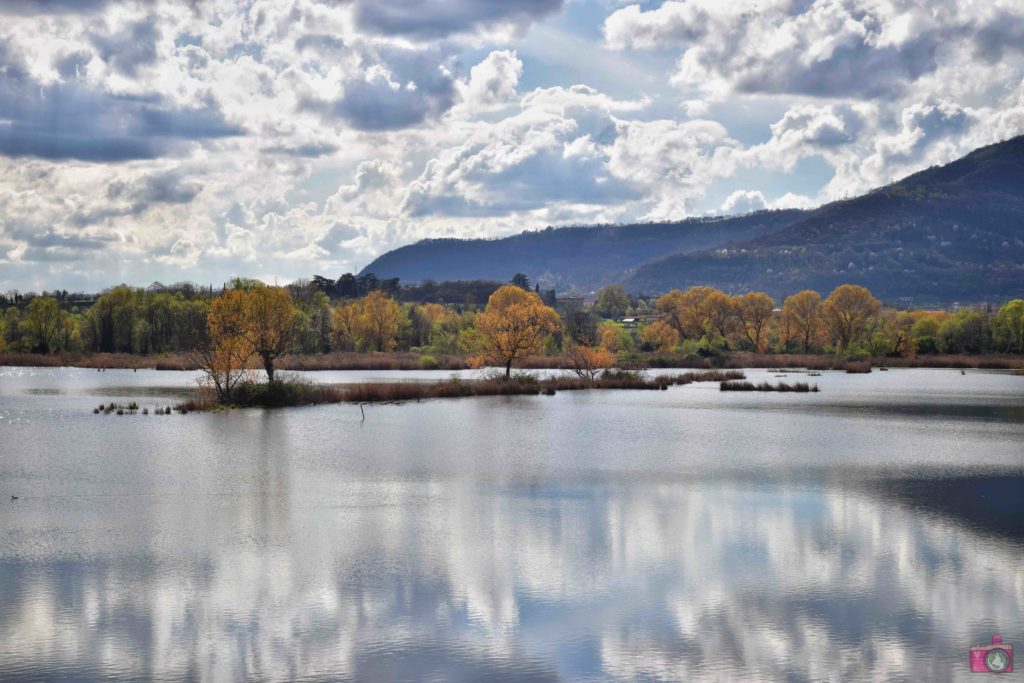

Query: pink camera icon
[970,634,1013,673]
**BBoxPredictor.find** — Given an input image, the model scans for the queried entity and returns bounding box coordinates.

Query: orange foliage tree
[640,319,680,352]
[565,344,616,380]
[474,285,560,378]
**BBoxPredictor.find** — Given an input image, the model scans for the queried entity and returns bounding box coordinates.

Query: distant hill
[625,136,1024,304]
[363,135,1024,304]
[360,211,804,292]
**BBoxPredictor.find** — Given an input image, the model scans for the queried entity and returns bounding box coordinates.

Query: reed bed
[94,401,177,415]
[170,368,750,412]
[668,370,746,384]
[720,381,819,392]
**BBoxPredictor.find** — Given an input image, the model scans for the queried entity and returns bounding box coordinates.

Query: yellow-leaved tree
[331,301,364,351]
[198,289,255,402]
[822,284,881,351]
[734,291,775,352]
[361,291,401,352]
[475,285,560,379]
[241,285,297,382]
[781,290,823,352]
[656,286,730,342]
[639,319,680,352]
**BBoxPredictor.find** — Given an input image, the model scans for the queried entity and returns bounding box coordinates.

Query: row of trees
[632,285,1024,356]
[3,280,1023,361]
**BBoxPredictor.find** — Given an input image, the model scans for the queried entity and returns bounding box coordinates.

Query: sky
[1,0,1023,292]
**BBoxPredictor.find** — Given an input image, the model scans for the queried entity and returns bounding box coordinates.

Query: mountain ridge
[625,135,1024,304]
[361,210,804,291]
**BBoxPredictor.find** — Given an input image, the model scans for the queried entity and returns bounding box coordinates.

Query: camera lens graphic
[985,647,1011,673]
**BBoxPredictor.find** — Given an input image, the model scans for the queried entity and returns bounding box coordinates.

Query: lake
[1,366,1022,681]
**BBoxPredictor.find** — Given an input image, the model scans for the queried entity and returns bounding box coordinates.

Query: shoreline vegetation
[4,350,1023,372]
[8,281,1022,412]
[169,370,749,412]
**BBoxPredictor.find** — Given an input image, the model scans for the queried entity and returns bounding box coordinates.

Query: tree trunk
[263,354,275,383]
[505,360,512,380]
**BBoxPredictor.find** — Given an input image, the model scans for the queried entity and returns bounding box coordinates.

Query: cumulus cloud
[605,0,1024,99]
[825,99,978,196]
[402,85,656,218]
[607,118,736,218]
[461,50,522,112]
[721,190,766,215]
[721,189,818,214]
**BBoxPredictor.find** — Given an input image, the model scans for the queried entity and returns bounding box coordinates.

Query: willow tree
[475,285,560,379]
[656,286,727,340]
[640,319,680,352]
[822,285,880,351]
[241,285,297,382]
[781,290,823,353]
[734,292,775,352]
[361,291,401,352]
[995,299,1024,352]
[197,289,254,402]
[331,301,364,351]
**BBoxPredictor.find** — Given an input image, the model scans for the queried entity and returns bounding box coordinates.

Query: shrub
[842,361,872,373]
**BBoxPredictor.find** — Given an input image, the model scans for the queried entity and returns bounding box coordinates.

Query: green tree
[595,285,631,318]
[938,309,991,353]
[994,299,1024,352]
[510,273,531,290]
[20,297,61,353]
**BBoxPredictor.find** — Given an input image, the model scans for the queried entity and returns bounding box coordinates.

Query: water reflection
[1,368,1022,681]
[2,476,1021,681]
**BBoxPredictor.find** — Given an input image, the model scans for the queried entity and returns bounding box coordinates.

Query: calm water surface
[1,367,1022,681]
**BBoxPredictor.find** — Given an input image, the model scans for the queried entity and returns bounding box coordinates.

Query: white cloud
[605,0,1024,100]
[721,190,766,215]
[460,50,522,112]
[0,0,1022,290]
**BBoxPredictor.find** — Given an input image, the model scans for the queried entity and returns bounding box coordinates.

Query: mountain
[360,211,804,292]
[625,136,1024,304]
[363,135,1024,304]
